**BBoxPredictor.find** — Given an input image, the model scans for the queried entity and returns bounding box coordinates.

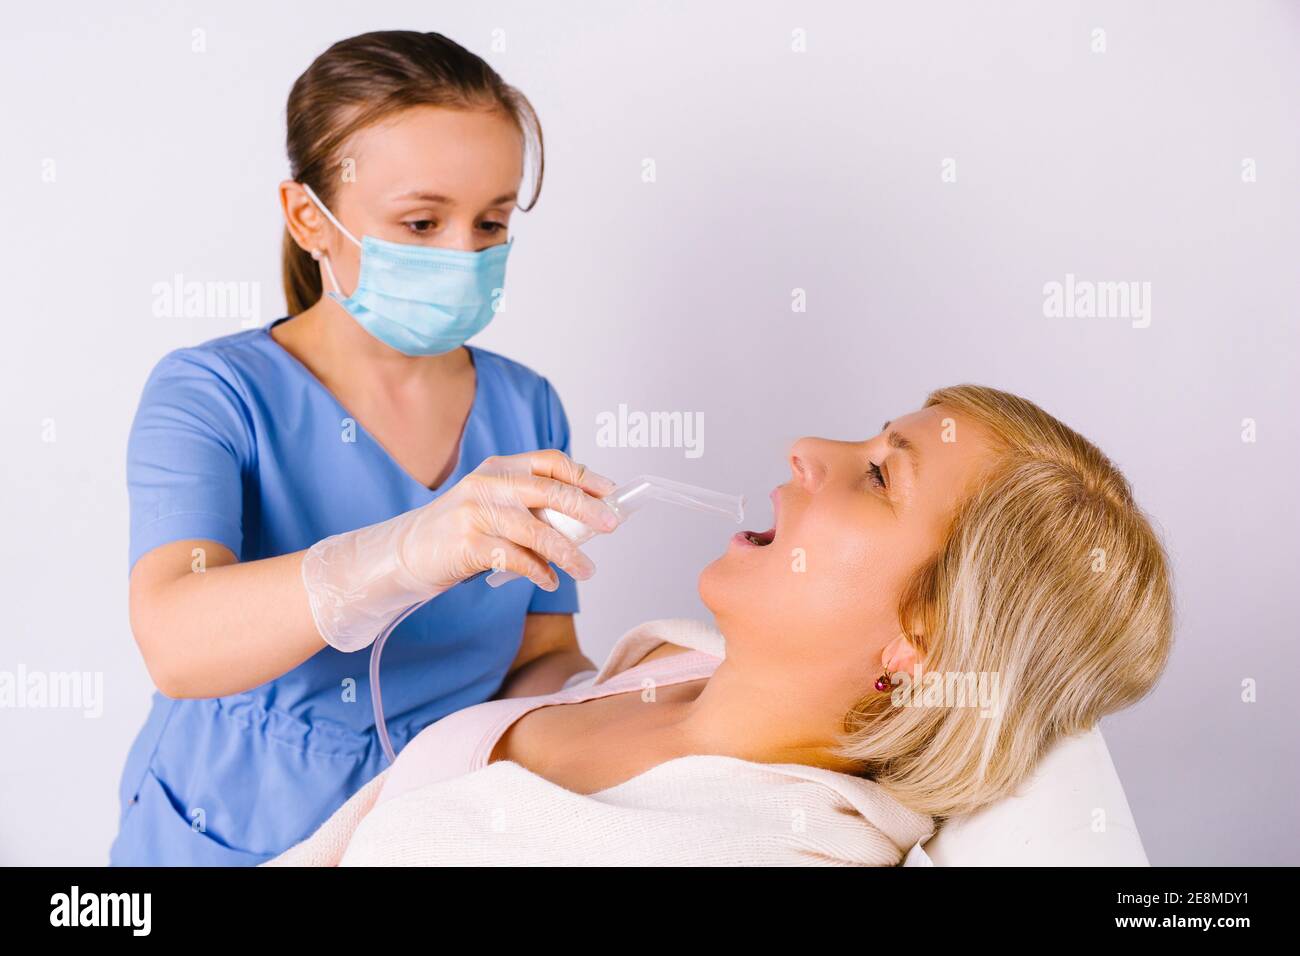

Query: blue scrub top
[110,318,579,866]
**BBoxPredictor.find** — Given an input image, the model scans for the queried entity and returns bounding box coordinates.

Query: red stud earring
[874,671,892,692]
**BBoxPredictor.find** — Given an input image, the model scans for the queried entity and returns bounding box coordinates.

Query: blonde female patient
[271,385,1173,867]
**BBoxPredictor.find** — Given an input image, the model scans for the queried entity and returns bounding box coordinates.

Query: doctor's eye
[403,219,438,235]
[477,221,507,234]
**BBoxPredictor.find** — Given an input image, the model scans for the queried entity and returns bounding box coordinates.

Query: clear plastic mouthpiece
[485,474,745,588]
[604,474,746,523]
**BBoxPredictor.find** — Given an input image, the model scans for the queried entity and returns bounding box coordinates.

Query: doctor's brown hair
[280,30,544,315]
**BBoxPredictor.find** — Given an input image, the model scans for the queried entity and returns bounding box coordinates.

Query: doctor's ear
[279,179,331,257]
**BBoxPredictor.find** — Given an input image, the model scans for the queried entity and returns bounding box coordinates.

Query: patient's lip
[770,487,780,531]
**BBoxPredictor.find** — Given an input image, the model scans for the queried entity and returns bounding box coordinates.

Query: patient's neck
[662,642,867,774]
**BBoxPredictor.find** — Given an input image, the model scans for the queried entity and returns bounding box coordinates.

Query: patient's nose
[790,438,830,493]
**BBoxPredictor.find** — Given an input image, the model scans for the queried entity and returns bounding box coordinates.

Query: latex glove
[301,450,618,651]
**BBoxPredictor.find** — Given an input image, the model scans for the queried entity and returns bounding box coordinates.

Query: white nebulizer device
[369,474,745,763]
[485,474,745,587]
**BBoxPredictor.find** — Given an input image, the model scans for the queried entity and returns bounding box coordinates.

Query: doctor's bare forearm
[495,612,593,698]
[494,648,596,699]
[128,538,325,699]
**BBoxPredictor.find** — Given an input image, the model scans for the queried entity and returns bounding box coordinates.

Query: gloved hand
[301,450,618,651]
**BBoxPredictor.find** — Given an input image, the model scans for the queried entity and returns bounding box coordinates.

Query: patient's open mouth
[731,488,780,549]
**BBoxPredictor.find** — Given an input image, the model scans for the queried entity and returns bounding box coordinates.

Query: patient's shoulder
[600,641,691,682]
[593,618,726,684]
[630,642,692,667]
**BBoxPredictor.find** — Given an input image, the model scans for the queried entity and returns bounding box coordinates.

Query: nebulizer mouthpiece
[484,475,745,587]
[369,475,744,764]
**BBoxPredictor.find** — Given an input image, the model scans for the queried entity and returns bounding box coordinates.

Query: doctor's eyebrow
[391,189,518,207]
[881,421,921,477]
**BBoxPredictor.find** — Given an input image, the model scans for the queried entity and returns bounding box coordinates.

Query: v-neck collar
[261,317,484,497]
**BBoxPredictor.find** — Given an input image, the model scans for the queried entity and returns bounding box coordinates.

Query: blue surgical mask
[301,182,511,356]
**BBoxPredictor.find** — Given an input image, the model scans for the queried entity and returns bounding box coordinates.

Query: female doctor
[110,31,617,865]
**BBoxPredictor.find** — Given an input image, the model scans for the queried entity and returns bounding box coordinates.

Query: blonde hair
[835,384,1174,820]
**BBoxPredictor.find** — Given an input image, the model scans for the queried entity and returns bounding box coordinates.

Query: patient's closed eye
[865,461,886,489]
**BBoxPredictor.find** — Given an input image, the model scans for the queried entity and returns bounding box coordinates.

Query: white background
[2,0,1297,865]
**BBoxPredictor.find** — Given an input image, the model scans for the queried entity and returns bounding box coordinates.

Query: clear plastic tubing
[369,602,422,765]
[368,475,744,764]
[485,474,746,588]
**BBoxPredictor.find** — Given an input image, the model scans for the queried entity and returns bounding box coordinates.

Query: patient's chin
[697,553,732,617]
[698,550,765,622]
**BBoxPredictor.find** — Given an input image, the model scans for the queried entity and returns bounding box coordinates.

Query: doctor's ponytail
[280,31,545,316]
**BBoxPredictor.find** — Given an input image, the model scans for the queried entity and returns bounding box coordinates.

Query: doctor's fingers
[482,450,616,498]
[507,474,620,533]
[479,506,596,583]
[479,539,561,591]
[524,450,617,497]
[463,468,617,534]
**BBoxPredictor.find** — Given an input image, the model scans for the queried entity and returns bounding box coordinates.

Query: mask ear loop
[311,248,344,297]
[300,181,362,299]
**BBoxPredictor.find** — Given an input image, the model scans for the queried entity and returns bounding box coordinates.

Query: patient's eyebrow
[881,421,921,478]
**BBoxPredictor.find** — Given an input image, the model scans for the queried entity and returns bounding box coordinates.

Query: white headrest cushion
[908,725,1149,866]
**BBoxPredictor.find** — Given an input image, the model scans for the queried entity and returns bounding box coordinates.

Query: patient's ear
[881,633,921,674]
